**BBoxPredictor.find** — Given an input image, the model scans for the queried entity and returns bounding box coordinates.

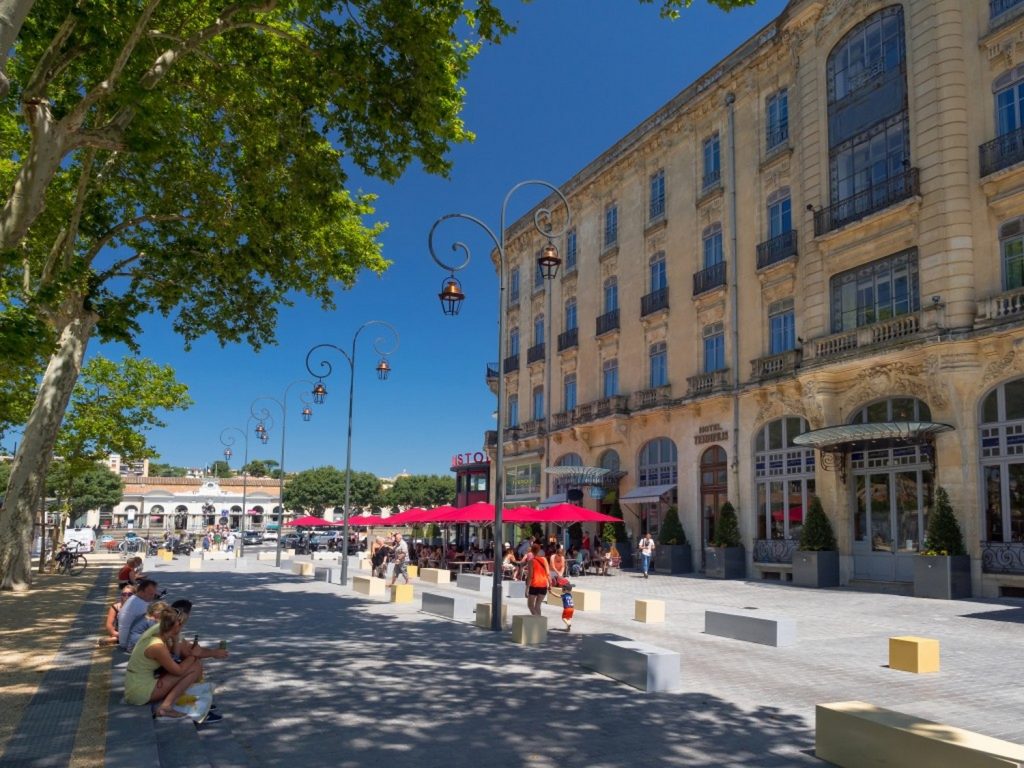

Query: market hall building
[489,0,1024,597]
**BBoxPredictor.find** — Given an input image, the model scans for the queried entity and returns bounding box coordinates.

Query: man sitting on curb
[118,578,161,652]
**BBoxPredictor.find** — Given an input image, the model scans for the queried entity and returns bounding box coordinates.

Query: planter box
[913,554,971,600]
[792,550,839,588]
[705,545,745,579]
[615,541,634,569]
[654,544,693,574]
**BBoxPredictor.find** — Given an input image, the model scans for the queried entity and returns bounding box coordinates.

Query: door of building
[700,446,728,571]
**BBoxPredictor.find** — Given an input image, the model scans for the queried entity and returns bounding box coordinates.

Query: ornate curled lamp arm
[500,179,573,243]
[352,319,400,360]
[305,343,352,382]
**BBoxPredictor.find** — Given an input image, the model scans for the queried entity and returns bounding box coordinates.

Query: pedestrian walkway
[123,555,1024,767]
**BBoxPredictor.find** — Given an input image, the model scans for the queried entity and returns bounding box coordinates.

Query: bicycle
[118,538,144,555]
[46,542,87,576]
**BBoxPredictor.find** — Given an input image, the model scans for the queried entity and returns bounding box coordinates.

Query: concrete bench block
[311,551,338,561]
[549,587,599,611]
[419,567,451,584]
[511,614,547,645]
[256,551,277,561]
[475,601,510,630]
[352,575,386,596]
[315,566,341,583]
[291,561,315,577]
[390,583,414,603]
[159,549,174,561]
[580,633,681,693]
[204,551,232,561]
[705,608,795,647]
[503,580,526,599]
[816,701,1024,768]
[407,565,419,579]
[457,573,492,593]
[358,558,371,571]
[188,557,202,570]
[635,599,665,623]
[421,591,476,622]
[889,636,940,674]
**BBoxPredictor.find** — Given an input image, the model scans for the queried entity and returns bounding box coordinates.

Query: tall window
[996,71,1024,136]
[602,358,619,397]
[767,188,792,239]
[507,394,519,427]
[766,89,789,150]
[533,313,544,345]
[638,438,678,486]
[826,6,909,209]
[649,342,668,388]
[566,228,577,273]
[650,252,667,291]
[702,133,721,189]
[702,223,723,268]
[980,377,1024,544]
[603,277,618,312]
[604,203,618,248]
[754,417,815,541]
[532,385,544,420]
[992,0,1024,21]
[534,258,544,290]
[1000,218,1024,291]
[649,169,666,220]
[509,267,520,303]
[830,247,919,332]
[769,298,796,354]
[509,327,520,356]
[563,373,577,412]
[553,453,584,495]
[564,297,577,331]
[703,322,725,373]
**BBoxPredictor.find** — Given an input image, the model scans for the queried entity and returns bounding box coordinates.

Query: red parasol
[285,516,339,528]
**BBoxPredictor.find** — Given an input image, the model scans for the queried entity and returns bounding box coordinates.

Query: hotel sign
[695,423,729,445]
[451,451,490,467]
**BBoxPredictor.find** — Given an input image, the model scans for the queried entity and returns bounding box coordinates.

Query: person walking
[524,543,551,616]
[638,531,655,579]
[389,532,410,586]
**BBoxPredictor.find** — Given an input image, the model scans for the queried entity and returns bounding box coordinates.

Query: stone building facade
[494,0,1024,596]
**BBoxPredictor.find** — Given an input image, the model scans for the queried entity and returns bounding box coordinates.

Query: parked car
[242,530,263,545]
[262,530,278,542]
[279,533,302,549]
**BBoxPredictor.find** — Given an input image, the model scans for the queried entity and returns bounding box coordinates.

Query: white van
[64,527,96,553]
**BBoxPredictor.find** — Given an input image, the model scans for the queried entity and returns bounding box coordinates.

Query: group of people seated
[101,555,230,723]
[500,534,619,581]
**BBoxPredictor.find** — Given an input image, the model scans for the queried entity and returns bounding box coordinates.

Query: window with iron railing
[604,203,618,248]
[766,89,789,151]
[649,342,668,388]
[702,133,721,190]
[649,170,665,221]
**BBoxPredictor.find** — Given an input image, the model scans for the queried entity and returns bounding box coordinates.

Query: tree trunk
[0,0,35,99]
[0,296,97,591]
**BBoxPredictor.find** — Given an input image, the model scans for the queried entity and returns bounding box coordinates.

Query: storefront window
[754,417,815,540]
[980,378,1024,542]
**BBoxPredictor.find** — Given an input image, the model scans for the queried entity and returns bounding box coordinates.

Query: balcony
[765,125,789,154]
[701,169,721,192]
[980,127,1024,177]
[641,287,670,317]
[502,354,519,374]
[515,420,543,438]
[631,385,672,411]
[526,343,546,364]
[557,327,578,352]
[753,539,796,564]
[813,168,919,236]
[803,306,941,363]
[596,308,620,336]
[991,0,1024,25]
[485,362,499,380]
[756,229,798,270]
[686,369,731,397]
[982,541,1024,574]
[594,395,629,418]
[551,411,573,430]
[485,430,497,448]
[693,261,726,296]
[976,286,1024,327]
[750,348,801,381]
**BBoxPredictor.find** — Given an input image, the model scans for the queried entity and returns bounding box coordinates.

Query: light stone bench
[311,551,339,561]
[889,635,940,674]
[511,614,547,645]
[407,565,419,579]
[188,557,202,570]
[291,561,315,577]
[315,566,341,583]
[204,551,233,561]
[456,573,491,593]
[579,633,681,692]
[704,608,795,647]
[390,583,414,603]
[421,591,476,622]
[357,558,372,571]
[502,580,526,599]
[547,587,600,611]
[352,575,386,596]
[419,567,451,584]
[475,601,510,630]
[816,701,1024,768]
[256,551,277,561]
[634,599,665,623]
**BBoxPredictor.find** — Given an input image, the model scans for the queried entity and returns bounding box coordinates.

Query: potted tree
[792,496,839,588]
[607,500,633,568]
[914,487,971,599]
[654,506,692,574]
[706,501,745,579]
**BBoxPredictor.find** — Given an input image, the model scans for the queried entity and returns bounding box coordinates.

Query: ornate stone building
[495,0,1024,596]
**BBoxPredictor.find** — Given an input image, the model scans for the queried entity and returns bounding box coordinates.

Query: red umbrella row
[376,502,618,526]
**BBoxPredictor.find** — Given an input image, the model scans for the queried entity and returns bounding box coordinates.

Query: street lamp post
[428,180,571,631]
[305,321,399,586]
[249,380,314,567]
[220,412,270,558]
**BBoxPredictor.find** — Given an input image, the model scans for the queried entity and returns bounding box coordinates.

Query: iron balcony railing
[596,308,620,336]
[485,362,499,380]
[557,327,578,352]
[641,287,670,317]
[813,168,919,236]
[526,343,546,364]
[756,229,798,270]
[980,126,1024,177]
[693,261,726,296]
[502,354,519,373]
[981,541,1024,574]
[991,0,1024,20]
[702,169,721,191]
[766,124,789,152]
[753,539,796,564]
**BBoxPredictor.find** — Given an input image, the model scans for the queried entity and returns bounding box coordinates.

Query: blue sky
[89,0,788,477]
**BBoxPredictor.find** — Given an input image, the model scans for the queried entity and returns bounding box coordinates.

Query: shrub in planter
[915,487,971,599]
[706,501,744,579]
[607,501,632,568]
[655,506,692,574]
[793,496,839,588]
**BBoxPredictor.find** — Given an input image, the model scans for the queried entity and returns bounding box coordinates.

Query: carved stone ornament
[982,349,1019,387]
[600,260,617,281]
[836,361,931,414]
[753,385,809,429]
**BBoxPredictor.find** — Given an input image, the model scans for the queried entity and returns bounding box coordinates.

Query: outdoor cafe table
[448,560,494,574]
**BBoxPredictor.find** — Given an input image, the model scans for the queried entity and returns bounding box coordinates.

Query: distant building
[104,454,149,478]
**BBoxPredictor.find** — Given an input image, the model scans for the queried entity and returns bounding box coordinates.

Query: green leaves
[384,474,455,510]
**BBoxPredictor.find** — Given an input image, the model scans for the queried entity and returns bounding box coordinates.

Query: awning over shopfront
[539,493,567,508]
[543,466,610,484]
[619,484,677,504]
[792,421,954,449]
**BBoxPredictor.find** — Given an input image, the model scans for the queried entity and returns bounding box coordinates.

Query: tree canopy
[46,460,123,525]
[385,474,455,510]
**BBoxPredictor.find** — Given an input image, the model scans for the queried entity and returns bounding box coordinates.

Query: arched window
[554,453,584,495]
[753,418,815,549]
[700,446,729,546]
[599,450,620,473]
[980,378,1024,546]
[149,504,165,529]
[638,438,677,486]
[174,506,189,531]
